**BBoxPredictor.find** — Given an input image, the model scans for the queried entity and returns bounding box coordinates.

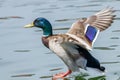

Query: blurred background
[0,0,120,80]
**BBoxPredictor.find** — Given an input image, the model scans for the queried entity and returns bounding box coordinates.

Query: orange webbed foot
[52,70,72,80]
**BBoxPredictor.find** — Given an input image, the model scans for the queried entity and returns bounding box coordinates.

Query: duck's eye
[34,20,39,26]
[35,19,40,24]
[34,19,43,27]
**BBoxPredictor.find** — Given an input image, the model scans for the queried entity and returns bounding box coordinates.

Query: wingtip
[95,7,116,16]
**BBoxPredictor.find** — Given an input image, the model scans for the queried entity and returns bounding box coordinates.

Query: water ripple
[93,47,115,50]
[11,73,35,77]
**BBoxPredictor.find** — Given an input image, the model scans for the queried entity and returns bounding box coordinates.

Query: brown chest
[42,37,49,48]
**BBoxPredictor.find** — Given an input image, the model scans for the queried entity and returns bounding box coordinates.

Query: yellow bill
[24,22,34,28]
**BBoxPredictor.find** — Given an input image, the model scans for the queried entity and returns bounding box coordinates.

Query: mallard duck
[24,7,115,79]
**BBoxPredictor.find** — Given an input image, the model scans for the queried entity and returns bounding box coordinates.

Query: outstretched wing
[84,7,115,31]
[67,7,115,50]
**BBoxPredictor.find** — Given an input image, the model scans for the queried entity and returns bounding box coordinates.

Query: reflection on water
[40,75,53,79]
[0,16,23,20]
[109,45,119,47]
[112,30,120,32]
[110,37,119,39]
[93,47,115,50]
[11,73,35,77]
[55,17,81,22]
[101,61,120,64]
[50,67,63,71]
[117,55,120,57]
[14,50,31,52]
[0,0,120,80]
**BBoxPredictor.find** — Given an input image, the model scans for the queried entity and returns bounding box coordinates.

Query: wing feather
[67,7,116,50]
[85,7,115,31]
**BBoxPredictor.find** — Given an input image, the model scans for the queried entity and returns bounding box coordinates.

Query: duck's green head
[24,17,53,36]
